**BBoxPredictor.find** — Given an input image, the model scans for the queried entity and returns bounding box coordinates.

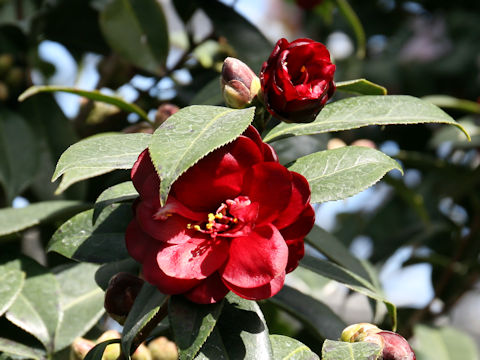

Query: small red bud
[104,272,144,325]
[221,57,260,109]
[378,331,416,360]
[155,104,179,126]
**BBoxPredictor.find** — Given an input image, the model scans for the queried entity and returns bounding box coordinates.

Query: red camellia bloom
[126,126,315,304]
[295,0,324,10]
[260,38,336,123]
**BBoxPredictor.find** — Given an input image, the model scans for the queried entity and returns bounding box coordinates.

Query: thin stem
[334,0,366,59]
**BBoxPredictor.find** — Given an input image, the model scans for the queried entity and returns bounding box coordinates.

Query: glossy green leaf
[322,340,382,360]
[300,255,397,331]
[197,0,272,71]
[169,296,224,360]
[48,204,131,263]
[53,263,105,352]
[414,325,479,360]
[6,260,60,353]
[215,293,273,360]
[194,328,229,360]
[93,181,138,224]
[0,263,24,316]
[0,338,45,360]
[0,201,86,238]
[52,133,151,194]
[336,79,387,95]
[270,286,346,340]
[0,109,39,203]
[121,283,168,357]
[306,225,371,280]
[288,146,402,203]
[263,96,470,143]
[149,106,254,205]
[100,0,169,75]
[270,335,320,360]
[423,95,480,114]
[19,85,149,122]
[85,339,120,360]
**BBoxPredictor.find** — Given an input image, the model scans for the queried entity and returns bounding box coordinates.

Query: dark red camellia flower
[126,126,315,304]
[260,38,336,123]
[295,0,324,10]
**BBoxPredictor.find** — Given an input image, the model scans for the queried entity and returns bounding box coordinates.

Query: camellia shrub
[0,0,475,359]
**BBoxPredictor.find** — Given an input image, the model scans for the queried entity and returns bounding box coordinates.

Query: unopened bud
[5,66,24,88]
[155,104,179,126]
[132,342,153,360]
[221,57,260,109]
[70,337,95,360]
[0,54,14,76]
[104,272,144,325]
[0,82,8,101]
[351,139,376,149]
[378,331,416,360]
[96,330,121,360]
[340,323,381,342]
[148,337,178,360]
[327,138,346,150]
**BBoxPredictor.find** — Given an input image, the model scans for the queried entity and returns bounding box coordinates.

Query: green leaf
[121,283,168,357]
[52,133,151,194]
[197,0,272,71]
[300,255,397,331]
[269,286,346,340]
[216,293,273,360]
[270,335,320,360]
[0,263,24,316]
[288,146,402,203]
[99,0,169,75]
[422,95,480,114]
[149,105,254,205]
[0,338,45,360]
[48,204,131,263]
[336,79,387,96]
[19,86,149,122]
[6,259,60,353]
[85,339,120,360]
[306,225,371,280]
[322,339,382,360]
[169,296,224,360]
[0,201,86,238]
[93,181,138,224]
[190,77,224,106]
[263,96,470,143]
[0,109,39,203]
[414,325,479,360]
[53,263,105,352]
[194,328,229,360]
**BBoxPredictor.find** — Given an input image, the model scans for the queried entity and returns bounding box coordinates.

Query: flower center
[187,196,258,238]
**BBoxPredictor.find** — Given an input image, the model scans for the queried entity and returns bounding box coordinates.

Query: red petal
[274,172,311,229]
[184,272,230,304]
[131,149,159,198]
[220,225,288,288]
[242,162,292,225]
[285,238,305,273]
[223,271,285,300]
[171,136,263,212]
[142,249,200,294]
[136,201,193,244]
[156,238,229,280]
[125,219,155,263]
[280,204,315,242]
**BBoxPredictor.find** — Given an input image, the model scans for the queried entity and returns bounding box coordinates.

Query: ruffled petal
[125,219,155,263]
[279,204,315,242]
[131,149,159,199]
[184,272,230,304]
[220,225,288,288]
[223,271,285,300]
[285,238,305,274]
[242,162,292,225]
[142,249,200,294]
[156,237,230,280]
[274,171,311,229]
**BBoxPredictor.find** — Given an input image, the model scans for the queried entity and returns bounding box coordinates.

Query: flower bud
[96,330,121,360]
[0,54,14,77]
[132,343,153,360]
[148,337,178,360]
[378,331,416,360]
[351,139,376,149]
[155,104,179,127]
[70,337,95,360]
[104,272,144,325]
[221,57,260,109]
[0,82,8,101]
[340,323,381,342]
